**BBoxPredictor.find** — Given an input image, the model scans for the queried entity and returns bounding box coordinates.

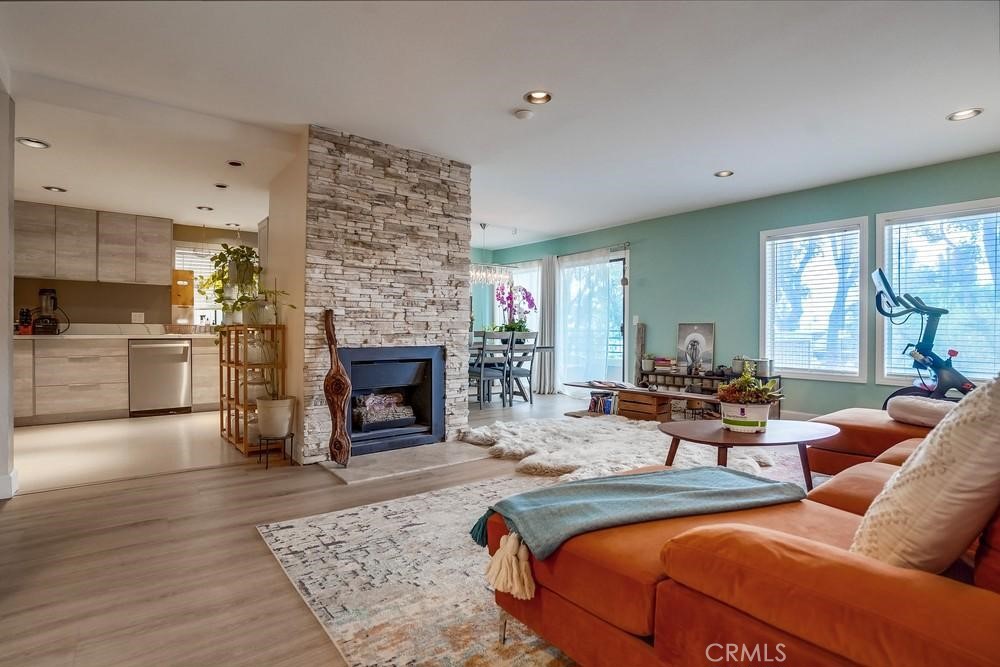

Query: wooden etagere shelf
[218,324,286,456]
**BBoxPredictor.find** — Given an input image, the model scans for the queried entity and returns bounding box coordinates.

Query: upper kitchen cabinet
[14,201,56,278]
[97,212,137,283]
[55,206,98,281]
[135,216,174,285]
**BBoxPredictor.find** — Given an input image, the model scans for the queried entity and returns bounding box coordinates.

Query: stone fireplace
[297,125,471,463]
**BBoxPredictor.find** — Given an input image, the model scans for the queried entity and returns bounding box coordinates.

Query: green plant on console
[717,361,783,405]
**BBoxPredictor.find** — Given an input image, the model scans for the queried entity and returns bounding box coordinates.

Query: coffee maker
[32,288,66,335]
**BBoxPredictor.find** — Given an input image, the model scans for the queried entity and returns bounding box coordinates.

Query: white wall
[1,76,17,497]
[265,132,308,462]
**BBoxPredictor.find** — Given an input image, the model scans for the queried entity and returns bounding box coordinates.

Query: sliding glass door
[556,249,627,388]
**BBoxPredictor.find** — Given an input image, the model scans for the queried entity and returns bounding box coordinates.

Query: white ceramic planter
[257,397,296,438]
[720,402,771,433]
[641,359,655,372]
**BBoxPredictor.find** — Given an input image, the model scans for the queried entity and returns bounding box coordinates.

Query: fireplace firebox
[336,346,446,455]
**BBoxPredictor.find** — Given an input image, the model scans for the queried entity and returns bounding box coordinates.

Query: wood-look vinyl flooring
[0,394,580,666]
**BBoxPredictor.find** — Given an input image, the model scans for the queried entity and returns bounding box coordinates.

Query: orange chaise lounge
[486,437,1000,667]
[806,407,931,475]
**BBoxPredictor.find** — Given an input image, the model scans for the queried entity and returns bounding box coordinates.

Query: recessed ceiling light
[17,137,51,149]
[214,183,229,189]
[43,185,67,192]
[225,223,240,228]
[197,206,214,211]
[945,108,983,121]
[226,159,245,167]
[714,170,734,178]
[513,109,535,120]
[523,90,552,105]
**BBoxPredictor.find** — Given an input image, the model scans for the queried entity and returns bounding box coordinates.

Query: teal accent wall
[488,151,1000,415]
[470,248,495,330]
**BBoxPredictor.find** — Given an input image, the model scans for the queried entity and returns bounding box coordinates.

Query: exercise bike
[872,267,976,409]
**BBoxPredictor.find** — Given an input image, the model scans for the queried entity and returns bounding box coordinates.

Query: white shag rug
[461,416,775,481]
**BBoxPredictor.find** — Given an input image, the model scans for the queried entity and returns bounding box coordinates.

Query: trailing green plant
[717,361,783,405]
[196,243,260,313]
[643,353,655,360]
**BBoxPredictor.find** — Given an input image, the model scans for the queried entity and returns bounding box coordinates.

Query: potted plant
[493,282,537,332]
[196,244,261,324]
[716,361,783,433]
[254,283,298,438]
[641,353,655,372]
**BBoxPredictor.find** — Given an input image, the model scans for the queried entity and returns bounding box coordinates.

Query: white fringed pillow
[886,395,956,428]
[850,377,1000,572]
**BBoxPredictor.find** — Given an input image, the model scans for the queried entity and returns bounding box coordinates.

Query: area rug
[460,416,777,481]
[258,475,569,667]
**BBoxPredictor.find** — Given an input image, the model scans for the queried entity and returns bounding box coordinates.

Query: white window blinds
[762,219,865,380]
[881,208,999,382]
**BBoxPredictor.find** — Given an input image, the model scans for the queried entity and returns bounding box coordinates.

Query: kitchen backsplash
[14,278,171,324]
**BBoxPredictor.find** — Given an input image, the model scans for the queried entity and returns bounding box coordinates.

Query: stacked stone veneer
[300,125,471,463]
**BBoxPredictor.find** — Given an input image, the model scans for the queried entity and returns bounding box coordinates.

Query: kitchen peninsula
[13,324,219,426]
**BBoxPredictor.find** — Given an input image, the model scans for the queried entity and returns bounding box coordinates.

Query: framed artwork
[677,323,715,370]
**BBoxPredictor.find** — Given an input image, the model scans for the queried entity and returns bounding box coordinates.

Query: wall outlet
[131,312,145,324]
[632,315,640,326]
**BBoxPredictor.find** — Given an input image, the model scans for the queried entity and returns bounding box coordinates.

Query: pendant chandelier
[471,263,512,285]
[471,222,512,285]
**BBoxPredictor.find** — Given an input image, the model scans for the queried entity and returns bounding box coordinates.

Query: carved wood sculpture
[324,309,353,466]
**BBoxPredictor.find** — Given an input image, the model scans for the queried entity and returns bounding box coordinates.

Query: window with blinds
[174,244,223,322]
[879,204,999,383]
[761,218,867,381]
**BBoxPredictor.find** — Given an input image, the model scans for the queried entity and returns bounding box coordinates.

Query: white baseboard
[0,468,18,499]
[781,410,819,421]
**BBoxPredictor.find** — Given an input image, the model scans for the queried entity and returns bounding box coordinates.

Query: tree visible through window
[762,219,865,380]
[881,207,999,382]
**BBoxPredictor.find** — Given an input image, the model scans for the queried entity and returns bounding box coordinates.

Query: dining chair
[469,331,512,409]
[507,331,538,404]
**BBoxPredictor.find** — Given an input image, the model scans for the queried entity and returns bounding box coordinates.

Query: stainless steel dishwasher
[128,339,193,416]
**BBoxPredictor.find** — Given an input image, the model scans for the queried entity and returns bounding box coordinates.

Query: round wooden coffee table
[658,420,840,490]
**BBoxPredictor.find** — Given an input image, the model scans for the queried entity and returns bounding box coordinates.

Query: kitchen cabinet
[14,201,174,284]
[13,340,34,418]
[192,338,220,407]
[35,383,130,416]
[55,206,98,281]
[135,216,174,285]
[32,339,129,417]
[16,336,218,425]
[97,212,137,283]
[14,201,56,278]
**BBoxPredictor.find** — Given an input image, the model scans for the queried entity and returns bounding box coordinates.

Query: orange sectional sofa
[487,439,1000,667]
[806,407,931,474]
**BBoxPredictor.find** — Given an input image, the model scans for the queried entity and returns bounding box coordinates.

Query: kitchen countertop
[14,333,217,340]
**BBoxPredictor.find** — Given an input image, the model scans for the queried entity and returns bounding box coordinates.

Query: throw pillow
[886,395,956,428]
[850,377,1000,572]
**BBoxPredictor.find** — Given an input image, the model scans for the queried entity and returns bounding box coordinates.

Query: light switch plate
[632,315,640,326]
[131,312,145,324]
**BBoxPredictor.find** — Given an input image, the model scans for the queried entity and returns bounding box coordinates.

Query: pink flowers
[495,283,537,327]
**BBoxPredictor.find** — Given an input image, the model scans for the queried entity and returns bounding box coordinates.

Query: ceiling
[0,1,997,247]
[10,75,297,229]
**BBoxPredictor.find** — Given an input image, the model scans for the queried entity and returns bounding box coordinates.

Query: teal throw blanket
[471,467,805,559]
